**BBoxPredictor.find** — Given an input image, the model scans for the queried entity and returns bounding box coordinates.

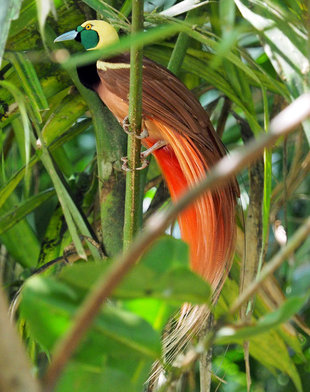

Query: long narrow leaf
[5,51,48,123]
[0,80,31,168]
[0,188,55,235]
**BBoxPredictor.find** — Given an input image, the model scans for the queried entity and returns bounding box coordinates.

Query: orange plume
[144,119,237,291]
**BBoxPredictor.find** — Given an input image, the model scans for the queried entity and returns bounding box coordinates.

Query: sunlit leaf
[0,0,23,66]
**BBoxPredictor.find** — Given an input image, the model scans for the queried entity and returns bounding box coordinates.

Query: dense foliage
[0,0,309,391]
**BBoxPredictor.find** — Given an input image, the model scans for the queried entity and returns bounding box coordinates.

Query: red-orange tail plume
[144,119,237,291]
[144,119,238,367]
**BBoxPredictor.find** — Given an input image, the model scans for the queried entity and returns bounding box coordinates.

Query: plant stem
[41,94,310,392]
[123,0,144,249]
[167,9,199,75]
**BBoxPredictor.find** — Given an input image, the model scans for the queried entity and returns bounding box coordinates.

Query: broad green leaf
[0,188,55,235]
[57,361,153,392]
[20,274,161,358]
[123,298,172,331]
[59,237,211,304]
[250,330,302,392]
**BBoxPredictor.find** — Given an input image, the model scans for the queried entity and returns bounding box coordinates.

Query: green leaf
[57,361,153,392]
[216,294,307,342]
[5,51,48,123]
[36,0,57,37]
[0,156,37,210]
[0,0,23,66]
[59,237,211,304]
[235,0,310,143]
[42,92,87,145]
[0,192,40,267]
[0,188,55,235]
[216,271,304,390]
[0,117,90,212]
[20,274,161,358]
[0,80,31,168]
[36,130,100,260]
[250,330,302,392]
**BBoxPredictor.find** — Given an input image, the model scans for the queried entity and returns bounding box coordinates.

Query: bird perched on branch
[55,19,239,370]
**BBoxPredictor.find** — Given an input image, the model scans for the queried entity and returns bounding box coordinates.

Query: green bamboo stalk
[123,0,144,250]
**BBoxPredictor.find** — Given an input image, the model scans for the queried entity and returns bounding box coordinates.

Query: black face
[75,31,81,43]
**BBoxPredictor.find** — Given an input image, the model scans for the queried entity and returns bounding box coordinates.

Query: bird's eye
[85,24,92,30]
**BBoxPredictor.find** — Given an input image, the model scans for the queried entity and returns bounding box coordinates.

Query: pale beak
[54,30,78,43]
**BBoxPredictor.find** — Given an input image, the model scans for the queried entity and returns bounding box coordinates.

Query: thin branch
[41,93,310,392]
[123,0,144,249]
[0,287,41,392]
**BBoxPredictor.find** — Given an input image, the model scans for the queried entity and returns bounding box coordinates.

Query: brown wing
[96,53,226,157]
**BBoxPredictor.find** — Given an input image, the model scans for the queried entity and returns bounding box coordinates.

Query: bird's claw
[122,116,149,139]
[121,155,149,172]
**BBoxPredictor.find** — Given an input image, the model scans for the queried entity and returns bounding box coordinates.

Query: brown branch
[144,175,163,192]
[42,93,310,392]
[0,287,41,392]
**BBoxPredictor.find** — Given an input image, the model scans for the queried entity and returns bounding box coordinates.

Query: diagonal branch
[42,93,310,392]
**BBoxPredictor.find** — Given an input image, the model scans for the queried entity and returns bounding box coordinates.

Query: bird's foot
[122,116,149,139]
[121,155,149,172]
[120,141,166,171]
[141,140,167,158]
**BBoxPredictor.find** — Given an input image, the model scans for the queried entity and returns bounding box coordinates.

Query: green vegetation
[0,1,309,391]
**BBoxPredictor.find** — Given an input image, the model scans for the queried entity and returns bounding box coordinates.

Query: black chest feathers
[77,62,100,90]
